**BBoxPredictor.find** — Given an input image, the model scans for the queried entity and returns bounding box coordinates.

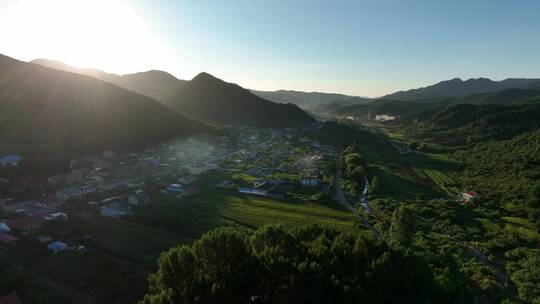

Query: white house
[1,155,22,166]
[44,212,68,221]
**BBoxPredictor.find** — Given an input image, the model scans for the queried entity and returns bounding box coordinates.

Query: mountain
[452,88,540,105]
[166,73,315,128]
[382,77,540,101]
[0,54,209,154]
[31,58,186,103]
[251,89,370,108]
[403,103,540,145]
[325,88,540,119]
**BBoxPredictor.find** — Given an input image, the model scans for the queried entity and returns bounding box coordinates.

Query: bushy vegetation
[404,103,540,146]
[339,146,368,199]
[141,224,468,304]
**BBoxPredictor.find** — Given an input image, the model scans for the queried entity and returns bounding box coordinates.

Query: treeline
[339,146,368,200]
[141,224,470,304]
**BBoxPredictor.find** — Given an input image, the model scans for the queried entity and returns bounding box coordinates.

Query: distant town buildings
[375,114,396,122]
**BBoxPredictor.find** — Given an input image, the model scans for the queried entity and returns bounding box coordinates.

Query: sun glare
[0,0,173,74]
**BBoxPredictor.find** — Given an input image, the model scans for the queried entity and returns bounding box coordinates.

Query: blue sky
[1,0,539,96]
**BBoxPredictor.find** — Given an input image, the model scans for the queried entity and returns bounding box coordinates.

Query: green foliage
[404,103,540,146]
[390,205,416,247]
[142,224,464,304]
[339,146,368,199]
[505,248,540,303]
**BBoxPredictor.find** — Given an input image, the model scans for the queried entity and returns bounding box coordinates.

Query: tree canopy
[141,224,465,304]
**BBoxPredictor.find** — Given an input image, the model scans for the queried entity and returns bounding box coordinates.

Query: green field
[133,190,357,236]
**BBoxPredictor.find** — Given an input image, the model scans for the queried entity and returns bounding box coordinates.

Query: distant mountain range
[318,86,540,120]
[32,58,314,128]
[251,89,370,108]
[167,73,315,128]
[382,77,540,101]
[31,58,186,103]
[0,54,209,154]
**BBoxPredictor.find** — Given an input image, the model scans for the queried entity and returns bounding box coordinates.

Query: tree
[390,205,416,247]
[141,224,456,304]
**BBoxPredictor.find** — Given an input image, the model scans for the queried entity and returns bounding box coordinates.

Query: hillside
[31,58,186,103]
[0,54,209,155]
[251,89,370,108]
[452,88,540,105]
[382,77,540,101]
[404,103,540,145]
[167,73,315,128]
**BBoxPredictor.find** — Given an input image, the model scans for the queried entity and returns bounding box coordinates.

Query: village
[0,122,339,253]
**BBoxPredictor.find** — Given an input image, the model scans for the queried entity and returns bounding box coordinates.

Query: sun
[0,0,173,74]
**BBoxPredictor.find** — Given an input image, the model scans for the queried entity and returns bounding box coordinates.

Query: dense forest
[141,224,470,304]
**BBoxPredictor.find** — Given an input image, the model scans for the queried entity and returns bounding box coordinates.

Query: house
[300,177,320,187]
[459,191,479,203]
[0,292,22,304]
[47,241,68,253]
[6,214,46,231]
[45,212,68,221]
[165,184,183,193]
[0,155,22,166]
[0,222,10,233]
[56,186,96,201]
[100,206,128,218]
[0,232,19,246]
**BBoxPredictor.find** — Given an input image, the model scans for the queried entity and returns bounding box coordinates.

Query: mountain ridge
[382,77,540,101]
[167,73,315,128]
[1,54,210,155]
[31,58,186,103]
